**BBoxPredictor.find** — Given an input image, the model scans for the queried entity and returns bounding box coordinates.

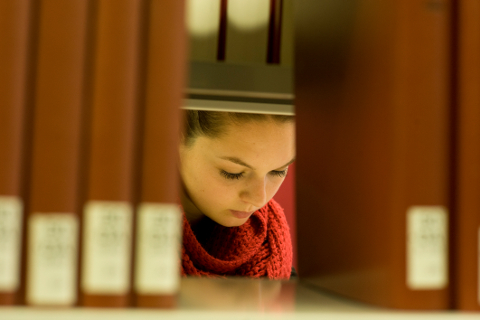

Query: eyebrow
[219,156,296,170]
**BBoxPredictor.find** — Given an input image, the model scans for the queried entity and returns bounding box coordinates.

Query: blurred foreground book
[295,0,451,310]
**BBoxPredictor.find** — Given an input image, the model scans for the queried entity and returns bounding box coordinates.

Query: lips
[230,210,255,219]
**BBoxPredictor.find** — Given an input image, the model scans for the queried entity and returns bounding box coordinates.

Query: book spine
[25,0,89,307]
[134,0,187,308]
[454,0,480,311]
[79,0,145,308]
[279,0,293,66]
[390,0,451,308]
[295,0,451,309]
[216,0,227,61]
[0,0,32,305]
[267,0,283,64]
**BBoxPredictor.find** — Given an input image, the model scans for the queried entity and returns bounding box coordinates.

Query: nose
[240,176,267,209]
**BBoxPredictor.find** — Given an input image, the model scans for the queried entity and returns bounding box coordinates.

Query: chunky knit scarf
[181,199,292,279]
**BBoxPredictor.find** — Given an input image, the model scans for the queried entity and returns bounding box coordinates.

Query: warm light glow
[227,0,270,31]
[187,0,221,37]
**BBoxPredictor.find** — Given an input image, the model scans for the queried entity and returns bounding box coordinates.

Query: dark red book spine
[267,0,283,64]
[217,0,228,61]
[24,0,89,307]
[453,0,480,311]
[79,0,146,308]
[295,0,451,309]
[0,0,33,306]
[133,0,187,308]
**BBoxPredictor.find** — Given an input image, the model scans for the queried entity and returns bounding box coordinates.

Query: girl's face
[179,119,295,227]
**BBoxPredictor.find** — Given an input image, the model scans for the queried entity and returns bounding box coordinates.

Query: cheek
[183,159,214,202]
[198,170,238,205]
[267,178,286,199]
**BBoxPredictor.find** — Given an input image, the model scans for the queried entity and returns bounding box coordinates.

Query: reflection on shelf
[1,278,478,319]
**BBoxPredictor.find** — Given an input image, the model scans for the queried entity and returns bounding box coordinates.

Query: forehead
[199,119,295,167]
[221,119,294,145]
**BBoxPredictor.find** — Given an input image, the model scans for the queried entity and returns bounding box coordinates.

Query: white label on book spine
[0,196,23,291]
[135,203,182,294]
[407,206,448,290]
[82,201,132,294]
[27,214,78,305]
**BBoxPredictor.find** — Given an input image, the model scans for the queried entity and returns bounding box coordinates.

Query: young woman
[179,110,296,279]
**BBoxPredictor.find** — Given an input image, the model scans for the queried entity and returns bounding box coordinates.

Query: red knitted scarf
[181,199,292,279]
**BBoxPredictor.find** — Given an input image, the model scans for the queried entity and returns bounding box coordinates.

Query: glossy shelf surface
[0,278,478,319]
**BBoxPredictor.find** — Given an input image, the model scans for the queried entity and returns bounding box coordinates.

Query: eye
[269,169,288,178]
[220,170,244,180]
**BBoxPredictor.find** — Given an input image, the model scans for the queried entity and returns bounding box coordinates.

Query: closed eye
[269,169,287,178]
[220,170,244,180]
[221,169,288,180]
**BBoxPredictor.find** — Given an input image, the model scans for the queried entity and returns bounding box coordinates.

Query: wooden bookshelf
[184,61,294,115]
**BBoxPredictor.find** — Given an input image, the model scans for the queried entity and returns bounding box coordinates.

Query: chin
[217,216,250,228]
[205,209,252,227]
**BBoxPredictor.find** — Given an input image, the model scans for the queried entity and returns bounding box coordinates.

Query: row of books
[0,0,186,308]
[295,0,480,311]
[187,0,293,66]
